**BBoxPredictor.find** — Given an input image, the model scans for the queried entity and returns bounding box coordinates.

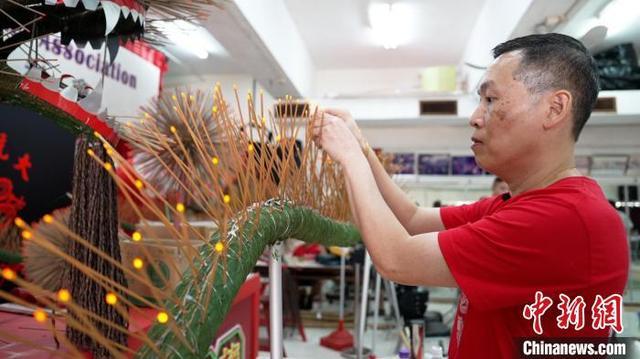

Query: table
[0,274,261,358]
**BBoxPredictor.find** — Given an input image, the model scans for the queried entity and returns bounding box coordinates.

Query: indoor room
[1,1,639,358]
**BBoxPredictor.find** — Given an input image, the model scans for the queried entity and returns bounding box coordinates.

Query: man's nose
[469,108,485,128]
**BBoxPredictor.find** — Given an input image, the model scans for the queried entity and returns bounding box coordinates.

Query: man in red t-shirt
[313,33,628,358]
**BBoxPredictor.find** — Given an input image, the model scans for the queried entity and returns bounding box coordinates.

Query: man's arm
[314,113,456,286]
[346,150,457,287]
[344,179,360,228]
[364,147,445,235]
[324,109,445,235]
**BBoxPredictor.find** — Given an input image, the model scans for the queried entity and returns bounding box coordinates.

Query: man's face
[469,52,547,175]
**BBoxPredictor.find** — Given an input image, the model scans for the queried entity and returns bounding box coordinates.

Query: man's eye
[485,97,494,103]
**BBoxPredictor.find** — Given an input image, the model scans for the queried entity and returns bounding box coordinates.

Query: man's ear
[543,90,572,130]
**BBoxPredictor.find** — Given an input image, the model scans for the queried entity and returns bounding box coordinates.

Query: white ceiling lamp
[368,1,412,50]
[598,0,640,37]
[156,20,229,60]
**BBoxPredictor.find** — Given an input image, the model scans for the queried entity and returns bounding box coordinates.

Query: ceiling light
[156,20,228,59]
[599,0,640,37]
[368,1,412,49]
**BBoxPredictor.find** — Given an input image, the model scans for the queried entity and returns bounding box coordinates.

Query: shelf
[588,114,640,126]
[393,174,640,189]
[357,113,640,128]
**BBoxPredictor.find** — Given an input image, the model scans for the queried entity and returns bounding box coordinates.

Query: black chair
[396,284,451,337]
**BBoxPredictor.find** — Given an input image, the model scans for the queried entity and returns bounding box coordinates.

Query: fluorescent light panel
[157,20,229,60]
[368,1,413,49]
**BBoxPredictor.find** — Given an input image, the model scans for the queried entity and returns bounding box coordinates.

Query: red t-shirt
[438,176,628,358]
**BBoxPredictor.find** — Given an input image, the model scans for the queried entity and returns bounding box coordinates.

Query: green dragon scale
[138,200,360,358]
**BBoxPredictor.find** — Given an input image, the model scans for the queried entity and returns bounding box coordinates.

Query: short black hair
[492,33,599,141]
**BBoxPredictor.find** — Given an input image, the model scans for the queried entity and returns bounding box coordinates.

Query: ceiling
[510,0,640,56]
[163,0,488,79]
[560,0,640,56]
[282,0,486,69]
[161,0,640,96]
[161,42,245,78]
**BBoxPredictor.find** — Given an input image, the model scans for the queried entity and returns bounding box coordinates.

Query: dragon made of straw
[3,86,362,358]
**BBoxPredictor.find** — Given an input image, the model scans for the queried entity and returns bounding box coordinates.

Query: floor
[256,268,640,359]
[258,286,456,359]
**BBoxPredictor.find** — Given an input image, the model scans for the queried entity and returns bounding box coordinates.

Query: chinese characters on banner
[0,132,29,228]
[523,291,623,335]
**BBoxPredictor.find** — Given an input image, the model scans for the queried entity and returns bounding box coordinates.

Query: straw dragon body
[139,200,360,358]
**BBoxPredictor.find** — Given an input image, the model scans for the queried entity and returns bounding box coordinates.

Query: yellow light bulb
[176,203,185,213]
[262,116,267,125]
[43,214,53,224]
[133,257,144,269]
[93,131,100,137]
[87,149,94,156]
[57,289,71,303]
[223,194,231,204]
[106,148,113,156]
[33,308,47,323]
[215,241,224,253]
[247,144,254,152]
[135,180,144,189]
[132,231,142,242]
[157,311,169,324]
[22,230,32,240]
[170,126,177,134]
[212,106,218,114]
[212,157,219,166]
[103,163,113,171]
[105,292,118,305]
[275,135,281,142]
[172,95,177,101]
[14,217,25,228]
[2,268,16,281]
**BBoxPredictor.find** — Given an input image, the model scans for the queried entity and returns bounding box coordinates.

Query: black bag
[594,43,640,90]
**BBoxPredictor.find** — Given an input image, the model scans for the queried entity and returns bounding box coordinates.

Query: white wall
[460,0,534,92]
[164,73,277,116]
[234,0,315,97]
[314,67,424,98]
[398,180,622,208]
[361,123,640,155]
